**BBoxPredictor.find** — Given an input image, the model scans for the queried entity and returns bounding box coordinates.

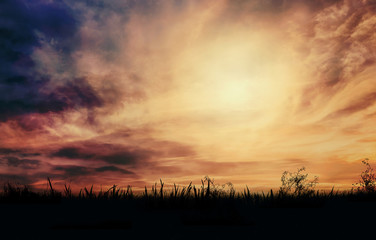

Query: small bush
[279,167,318,196]
[353,159,376,193]
[200,176,235,198]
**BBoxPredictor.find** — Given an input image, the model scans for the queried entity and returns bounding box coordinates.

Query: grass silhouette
[1,163,376,238]
[2,173,376,207]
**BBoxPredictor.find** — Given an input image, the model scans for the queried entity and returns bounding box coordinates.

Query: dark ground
[1,198,375,240]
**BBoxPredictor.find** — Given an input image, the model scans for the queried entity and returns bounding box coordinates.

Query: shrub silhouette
[353,159,376,193]
[279,167,318,196]
[200,176,235,198]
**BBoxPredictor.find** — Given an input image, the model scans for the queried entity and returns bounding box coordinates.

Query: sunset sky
[1,0,376,191]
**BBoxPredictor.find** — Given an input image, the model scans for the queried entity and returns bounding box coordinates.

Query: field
[1,175,376,240]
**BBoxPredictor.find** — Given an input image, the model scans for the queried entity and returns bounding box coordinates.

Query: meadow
[1,161,376,239]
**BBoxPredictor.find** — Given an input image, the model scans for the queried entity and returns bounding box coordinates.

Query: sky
[1,0,376,191]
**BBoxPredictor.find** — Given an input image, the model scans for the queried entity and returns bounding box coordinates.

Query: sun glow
[134,29,305,168]
[171,33,298,115]
[209,77,252,109]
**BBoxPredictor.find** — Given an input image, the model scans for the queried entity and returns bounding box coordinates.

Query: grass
[2,175,376,233]
[2,161,376,209]
[2,160,375,204]
[2,163,376,236]
[1,176,376,209]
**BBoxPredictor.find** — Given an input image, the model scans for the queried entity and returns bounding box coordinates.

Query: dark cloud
[47,78,104,110]
[100,150,150,165]
[50,147,144,164]
[46,140,196,180]
[0,147,41,157]
[52,164,134,178]
[19,152,41,157]
[3,156,40,169]
[31,172,67,182]
[51,142,157,165]
[0,77,103,122]
[0,0,104,122]
[0,174,32,185]
[95,166,133,175]
[0,0,77,73]
[53,165,91,177]
[0,148,22,155]
[51,147,95,160]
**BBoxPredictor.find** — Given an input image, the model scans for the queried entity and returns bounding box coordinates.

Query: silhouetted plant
[3,183,31,198]
[353,159,376,193]
[84,185,95,199]
[64,183,72,198]
[200,176,235,198]
[6,174,376,208]
[47,177,55,196]
[279,167,318,196]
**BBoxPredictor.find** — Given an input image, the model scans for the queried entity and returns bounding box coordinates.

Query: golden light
[171,32,297,116]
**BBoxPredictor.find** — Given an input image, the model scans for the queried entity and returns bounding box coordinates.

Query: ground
[1,199,375,239]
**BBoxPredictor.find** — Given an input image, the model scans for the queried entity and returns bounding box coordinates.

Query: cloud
[0,0,105,122]
[48,77,103,109]
[224,0,340,16]
[0,147,40,157]
[53,165,91,177]
[0,174,32,185]
[325,92,376,119]
[43,140,197,184]
[51,147,95,160]
[3,156,40,169]
[0,148,22,155]
[100,151,147,165]
[51,164,134,180]
[297,1,376,113]
[95,166,133,175]
[50,140,194,166]
[51,144,153,165]
[0,77,103,122]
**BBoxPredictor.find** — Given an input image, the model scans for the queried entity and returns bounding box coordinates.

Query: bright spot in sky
[211,77,252,109]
